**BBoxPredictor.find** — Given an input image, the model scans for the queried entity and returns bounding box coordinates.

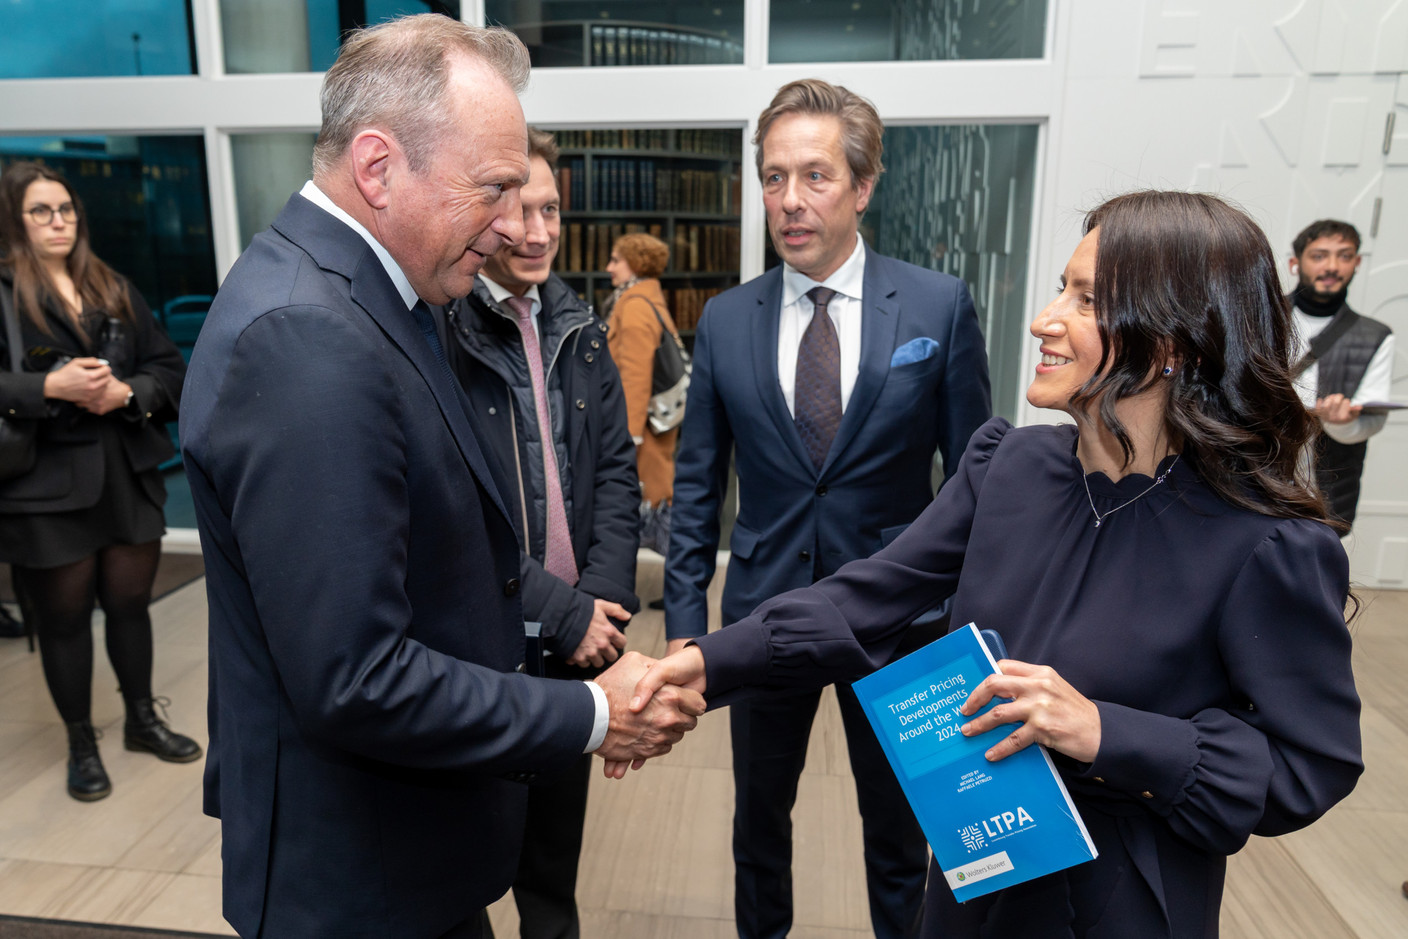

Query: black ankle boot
[124,696,202,763]
[65,720,112,801]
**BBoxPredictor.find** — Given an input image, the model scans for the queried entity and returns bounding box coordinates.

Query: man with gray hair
[181,16,702,939]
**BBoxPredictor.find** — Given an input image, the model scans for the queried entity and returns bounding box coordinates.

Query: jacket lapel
[822,255,899,474]
[274,195,514,529]
[350,268,514,528]
[751,269,815,472]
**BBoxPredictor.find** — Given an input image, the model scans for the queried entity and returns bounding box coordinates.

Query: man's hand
[1314,393,1361,425]
[568,599,630,668]
[592,651,705,778]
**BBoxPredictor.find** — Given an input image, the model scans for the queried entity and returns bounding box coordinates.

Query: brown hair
[528,127,560,173]
[613,233,669,279]
[312,14,530,177]
[753,79,885,187]
[1292,219,1360,257]
[0,160,132,334]
[1075,190,1333,527]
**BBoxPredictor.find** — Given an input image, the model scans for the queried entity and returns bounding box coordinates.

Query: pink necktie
[504,295,579,586]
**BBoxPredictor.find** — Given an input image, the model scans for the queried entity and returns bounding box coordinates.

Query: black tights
[18,541,161,724]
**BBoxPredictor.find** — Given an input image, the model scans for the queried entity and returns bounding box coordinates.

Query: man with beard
[1288,219,1395,527]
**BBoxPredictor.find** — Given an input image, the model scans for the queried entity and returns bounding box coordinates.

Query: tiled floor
[0,559,1405,938]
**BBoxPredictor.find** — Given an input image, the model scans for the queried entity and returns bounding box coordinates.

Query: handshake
[589,646,708,779]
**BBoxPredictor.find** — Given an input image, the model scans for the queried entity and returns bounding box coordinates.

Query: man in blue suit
[663,79,992,939]
[180,17,702,939]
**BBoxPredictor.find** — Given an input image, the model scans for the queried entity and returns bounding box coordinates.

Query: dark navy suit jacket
[665,250,992,638]
[181,194,596,939]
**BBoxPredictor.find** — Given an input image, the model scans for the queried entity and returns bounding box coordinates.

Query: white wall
[1026,0,1408,588]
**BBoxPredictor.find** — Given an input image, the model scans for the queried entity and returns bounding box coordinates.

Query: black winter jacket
[443,275,640,663]
[0,271,184,515]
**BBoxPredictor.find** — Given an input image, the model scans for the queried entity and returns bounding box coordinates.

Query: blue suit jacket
[665,251,992,638]
[181,194,596,939]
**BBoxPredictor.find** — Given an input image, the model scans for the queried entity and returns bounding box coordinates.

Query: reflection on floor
[0,557,1404,938]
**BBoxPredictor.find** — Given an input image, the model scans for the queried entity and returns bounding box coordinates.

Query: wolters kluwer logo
[958,824,987,853]
[956,872,966,882]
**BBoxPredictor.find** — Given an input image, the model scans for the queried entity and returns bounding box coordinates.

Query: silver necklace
[1082,455,1179,528]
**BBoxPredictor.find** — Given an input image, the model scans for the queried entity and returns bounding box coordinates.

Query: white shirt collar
[478,274,542,316]
[299,180,418,310]
[781,236,867,308]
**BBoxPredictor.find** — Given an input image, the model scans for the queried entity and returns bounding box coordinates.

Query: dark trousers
[439,909,490,939]
[730,682,928,939]
[492,750,593,939]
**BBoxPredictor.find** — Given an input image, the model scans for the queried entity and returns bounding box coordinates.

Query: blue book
[853,622,1097,901]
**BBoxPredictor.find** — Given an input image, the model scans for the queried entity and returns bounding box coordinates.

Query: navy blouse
[696,417,1362,938]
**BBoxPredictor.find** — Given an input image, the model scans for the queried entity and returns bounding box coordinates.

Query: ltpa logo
[958,824,987,853]
[981,806,1034,838]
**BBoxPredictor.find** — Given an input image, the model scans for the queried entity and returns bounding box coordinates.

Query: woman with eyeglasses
[0,161,199,802]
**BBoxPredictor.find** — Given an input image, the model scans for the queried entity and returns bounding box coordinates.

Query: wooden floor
[0,557,1405,938]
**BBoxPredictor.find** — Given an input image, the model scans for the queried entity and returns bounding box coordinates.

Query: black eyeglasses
[26,203,78,226]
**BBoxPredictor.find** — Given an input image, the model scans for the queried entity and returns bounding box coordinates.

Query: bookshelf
[500,19,745,69]
[548,128,743,332]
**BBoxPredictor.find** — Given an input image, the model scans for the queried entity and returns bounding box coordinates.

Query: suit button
[504,578,521,597]
[1140,790,1154,799]
[590,340,600,349]
[488,406,497,415]
[585,353,594,363]
[815,483,828,496]
[575,399,586,410]
[1092,776,1105,784]
[798,550,811,562]
[598,322,608,332]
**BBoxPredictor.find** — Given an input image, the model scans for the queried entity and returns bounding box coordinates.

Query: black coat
[0,272,184,515]
[444,275,640,662]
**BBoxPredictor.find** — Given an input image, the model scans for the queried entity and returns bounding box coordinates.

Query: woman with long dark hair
[0,161,199,802]
[633,190,1363,937]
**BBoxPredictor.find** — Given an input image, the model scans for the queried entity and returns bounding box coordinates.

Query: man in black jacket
[441,128,640,939]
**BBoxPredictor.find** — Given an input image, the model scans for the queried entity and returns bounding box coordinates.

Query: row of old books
[570,159,739,215]
[553,128,740,157]
[588,26,743,68]
[556,222,739,275]
[555,222,662,274]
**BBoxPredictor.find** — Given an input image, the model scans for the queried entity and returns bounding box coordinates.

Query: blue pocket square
[890,337,940,367]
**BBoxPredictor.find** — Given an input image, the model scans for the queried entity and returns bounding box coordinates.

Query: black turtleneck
[1291,284,1347,318]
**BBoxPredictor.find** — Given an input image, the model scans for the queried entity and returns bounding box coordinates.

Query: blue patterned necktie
[409,300,449,372]
[794,286,841,471]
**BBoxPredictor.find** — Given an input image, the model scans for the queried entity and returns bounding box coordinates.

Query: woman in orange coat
[604,233,679,530]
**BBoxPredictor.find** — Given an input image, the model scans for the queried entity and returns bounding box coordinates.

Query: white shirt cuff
[583,680,609,753]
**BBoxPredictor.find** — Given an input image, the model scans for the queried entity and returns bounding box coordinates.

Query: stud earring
[1162,366,1173,376]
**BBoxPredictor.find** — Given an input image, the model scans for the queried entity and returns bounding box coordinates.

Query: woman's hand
[42,357,111,408]
[81,378,135,416]
[958,660,1102,764]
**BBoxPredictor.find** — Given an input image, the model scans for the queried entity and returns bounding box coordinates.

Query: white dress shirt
[778,237,867,416]
[478,274,544,341]
[1291,305,1395,445]
[298,182,609,753]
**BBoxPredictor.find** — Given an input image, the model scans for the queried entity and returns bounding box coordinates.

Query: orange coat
[606,279,678,505]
